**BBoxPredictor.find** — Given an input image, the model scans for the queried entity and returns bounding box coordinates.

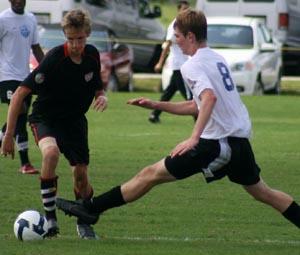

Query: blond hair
[61,8,92,36]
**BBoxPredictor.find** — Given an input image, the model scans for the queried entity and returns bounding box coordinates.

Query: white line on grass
[107,235,300,246]
[28,234,298,246]
[3,234,300,246]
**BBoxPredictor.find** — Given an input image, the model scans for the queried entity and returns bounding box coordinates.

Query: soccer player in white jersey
[56,9,300,231]
[0,0,44,174]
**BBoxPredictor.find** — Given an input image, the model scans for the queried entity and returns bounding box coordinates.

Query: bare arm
[93,89,108,112]
[1,86,31,158]
[171,89,217,157]
[31,44,44,63]
[154,40,171,73]
[127,97,198,116]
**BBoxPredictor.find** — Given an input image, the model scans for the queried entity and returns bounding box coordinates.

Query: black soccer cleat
[44,226,60,238]
[148,114,160,124]
[56,198,99,225]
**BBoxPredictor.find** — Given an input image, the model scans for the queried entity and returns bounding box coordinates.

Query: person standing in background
[0,0,44,174]
[149,0,191,123]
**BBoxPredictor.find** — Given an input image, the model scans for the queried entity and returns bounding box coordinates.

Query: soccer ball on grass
[13,210,48,241]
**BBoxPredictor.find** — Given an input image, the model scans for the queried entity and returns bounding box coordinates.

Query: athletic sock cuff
[90,185,126,214]
[282,201,300,228]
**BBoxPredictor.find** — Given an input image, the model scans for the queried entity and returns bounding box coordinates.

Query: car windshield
[39,27,110,52]
[208,25,254,49]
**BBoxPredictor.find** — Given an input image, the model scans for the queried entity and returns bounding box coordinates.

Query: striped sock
[40,176,58,221]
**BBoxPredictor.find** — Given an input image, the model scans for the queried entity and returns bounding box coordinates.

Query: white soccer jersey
[181,47,252,139]
[0,8,39,82]
[166,19,188,70]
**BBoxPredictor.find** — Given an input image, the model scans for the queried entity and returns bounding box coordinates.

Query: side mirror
[153,6,161,18]
[140,5,161,18]
[260,42,277,52]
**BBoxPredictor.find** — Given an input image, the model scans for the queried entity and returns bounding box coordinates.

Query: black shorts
[165,137,261,186]
[0,80,20,103]
[0,80,32,110]
[30,116,89,166]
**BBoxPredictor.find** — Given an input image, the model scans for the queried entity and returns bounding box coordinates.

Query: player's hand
[127,97,155,109]
[1,133,15,159]
[93,95,108,112]
[154,63,163,73]
[170,137,198,158]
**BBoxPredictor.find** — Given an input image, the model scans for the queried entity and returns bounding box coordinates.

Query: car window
[39,28,65,49]
[85,0,113,9]
[208,25,254,48]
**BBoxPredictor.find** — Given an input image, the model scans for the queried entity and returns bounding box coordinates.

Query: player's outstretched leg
[244,179,300,228]
[57,160,176,225]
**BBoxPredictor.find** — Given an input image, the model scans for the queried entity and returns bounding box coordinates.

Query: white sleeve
[165,19,176,42]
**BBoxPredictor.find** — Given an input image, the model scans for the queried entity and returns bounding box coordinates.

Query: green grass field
[1,91,300,254]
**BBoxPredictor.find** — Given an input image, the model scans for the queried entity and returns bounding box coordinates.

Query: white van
[195,0,300,74]
[0,0,74,24]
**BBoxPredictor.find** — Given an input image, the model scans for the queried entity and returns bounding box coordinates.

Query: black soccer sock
[40,176,58,221]
[15,113,30,166]
[1,123,7,134]
[88,186,126,214]
[18,150,30,166]
[0,123,7,146]
[282,201,300,228]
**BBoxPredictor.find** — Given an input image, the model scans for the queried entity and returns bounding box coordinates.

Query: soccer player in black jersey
[1,8,108,239]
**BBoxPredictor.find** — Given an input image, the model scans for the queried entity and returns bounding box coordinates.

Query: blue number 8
[217,62,234,91]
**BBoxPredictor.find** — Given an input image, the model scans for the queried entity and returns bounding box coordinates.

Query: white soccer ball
[13,210,48,241]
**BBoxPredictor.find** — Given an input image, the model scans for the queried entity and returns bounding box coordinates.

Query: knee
[135,165,160,186]
[42,146,60,164]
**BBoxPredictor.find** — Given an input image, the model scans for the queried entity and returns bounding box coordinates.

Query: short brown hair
[174,9,207,42]
[61,8,92,36]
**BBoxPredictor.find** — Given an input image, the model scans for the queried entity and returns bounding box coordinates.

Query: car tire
[254,77,264,95]
[265,69,282,95]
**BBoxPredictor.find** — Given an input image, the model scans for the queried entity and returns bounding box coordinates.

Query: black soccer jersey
[23,43,103,122]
